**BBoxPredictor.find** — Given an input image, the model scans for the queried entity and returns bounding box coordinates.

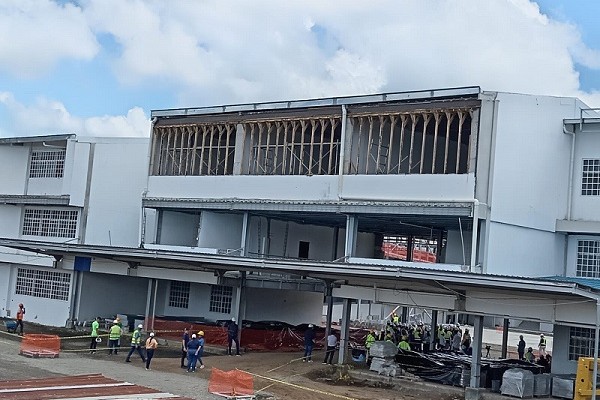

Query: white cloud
[73,0,600,107]
[0,92,149,138]
[0,0,98,78]
[1,0,600,138]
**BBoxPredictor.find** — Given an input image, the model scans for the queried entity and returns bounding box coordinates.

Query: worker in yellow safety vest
[392,313,400,325]
[125,324,146,363]
[398,336,411,351]
[365,330,376,356]
[108,319,122,355]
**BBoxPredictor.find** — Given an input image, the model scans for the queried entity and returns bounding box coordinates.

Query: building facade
[1,87,599,375]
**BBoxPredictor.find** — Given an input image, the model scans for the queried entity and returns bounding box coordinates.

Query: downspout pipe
[563,123,576,220]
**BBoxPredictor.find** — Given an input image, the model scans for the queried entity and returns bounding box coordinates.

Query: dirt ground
[0,320,513,400]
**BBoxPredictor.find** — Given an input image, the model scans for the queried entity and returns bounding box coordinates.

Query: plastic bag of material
[500,368,534,398]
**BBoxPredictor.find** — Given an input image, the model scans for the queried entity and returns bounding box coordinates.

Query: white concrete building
[1,87,599,377]
[0,134,149,326]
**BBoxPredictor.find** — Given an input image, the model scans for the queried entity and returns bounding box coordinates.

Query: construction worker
[89,317,101,354]
[181,327,190,369]
[398,336,411,351]
[525,347,535,363]
[186,333,200,372]
[538,334,547,357]
[227,317,241,356]
[517,335,526,360]
[108,319,122,355]
[303,324,316,362]
[145,332,158,370]
[125,324,146,363]
[16,303,25,335]
[196,330,206,369]
[392,313,400,325]
[365,330,376,355]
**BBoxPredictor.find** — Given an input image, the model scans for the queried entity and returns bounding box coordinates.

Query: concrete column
[233,124,245,175]
[430,310,438,351]
[237,271,247,347]
[240,212,249,257]
[325,281,334,339]
[501,318,509,359]
[470,315,484,388]
[144,279,153,331]
[338,298,352,365]
[344,215,358,259]
[151,278,158,332]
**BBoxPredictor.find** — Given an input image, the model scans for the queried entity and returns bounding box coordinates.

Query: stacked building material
[500,368,534,398]
[368,341,399,376]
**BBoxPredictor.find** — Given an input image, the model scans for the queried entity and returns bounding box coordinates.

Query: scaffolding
[349,108,473,175]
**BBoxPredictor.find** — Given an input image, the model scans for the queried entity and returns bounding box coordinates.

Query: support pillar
[338,298,352,365]
[470,315,484,389]
[401,307,408,324]
[241,212,249,257]
[325,281,334,339]
[501,318,509,359]
[237,271,247,348]
[430,310,438,351]
[344,215,358,259]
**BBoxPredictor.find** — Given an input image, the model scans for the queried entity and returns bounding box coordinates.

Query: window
[582,159,600,196]
[298,241,310,259]
[29,150,66,178]
[169,281,190,309]
[209,285,233,314]
[22,208,78,238]
[15,268,70,301]
[569,327,595,360]
[577,240,600,278]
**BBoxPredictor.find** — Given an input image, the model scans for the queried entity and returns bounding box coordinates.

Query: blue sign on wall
[74,256,92,272]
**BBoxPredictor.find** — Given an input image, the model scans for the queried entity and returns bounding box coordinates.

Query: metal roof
[544,276,600,291]
[0,134,75,144]
[0,238,596,302]
[151,86,481,118]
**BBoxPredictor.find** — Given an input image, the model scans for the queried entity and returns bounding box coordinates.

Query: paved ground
[0,323,551,400]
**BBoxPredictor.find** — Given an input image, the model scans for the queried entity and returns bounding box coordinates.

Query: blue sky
[0,0,598,138]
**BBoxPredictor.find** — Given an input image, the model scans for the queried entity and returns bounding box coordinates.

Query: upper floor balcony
[147,87,481,204]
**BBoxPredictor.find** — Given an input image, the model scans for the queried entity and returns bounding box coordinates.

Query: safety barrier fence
[19,334,61,358]
[208,368,254,397]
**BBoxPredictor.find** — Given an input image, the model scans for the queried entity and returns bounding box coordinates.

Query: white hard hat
[138,324,143,329]
[231,317,236,322]
[149,332,155,337]
[113,319,118,324]
[308,324,314,328]
[191,333,197,338]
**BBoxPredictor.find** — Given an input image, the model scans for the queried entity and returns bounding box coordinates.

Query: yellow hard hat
[198,331,204,336]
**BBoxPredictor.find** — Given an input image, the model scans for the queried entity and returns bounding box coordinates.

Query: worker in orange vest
[16,303,25,335]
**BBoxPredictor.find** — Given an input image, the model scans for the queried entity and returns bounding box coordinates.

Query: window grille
[209,285,233,314]
[22,208,78,238]
[168,281,190,309]
[15,268,70,301]
[569,326,595,360]
[577,240,600,278]
[582,159,600,196]
[29,150,66,178]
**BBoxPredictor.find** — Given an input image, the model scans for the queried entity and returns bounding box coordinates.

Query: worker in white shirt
[322,332,338,365]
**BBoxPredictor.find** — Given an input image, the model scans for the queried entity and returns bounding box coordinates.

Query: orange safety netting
[208,368,254,397]
[20,334,61,356]
[144,318,371,351]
